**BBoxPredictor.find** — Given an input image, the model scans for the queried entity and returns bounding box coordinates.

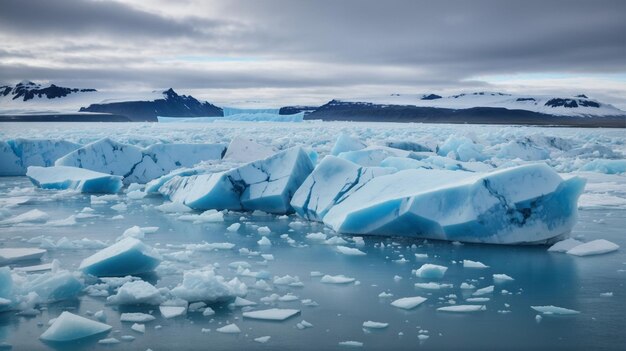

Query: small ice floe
[296,320,313,329]
[414,264,448,279]
[254,336,271,343]
[155,202,192,213]
[362,321,389,329]
[463,260,489,269]
[0,248,46,265]
[531,305,580,315]
[336,246,366,256]
[120,313,156,323]
[0,209,49,225]
[243,308,300,321]
[106,280,164,305]
[414,283,453,290]
[257,237,272,246]
[131,323,145,333]
[160,299,188,319]
[338,341,363,347]
[320,275,355,284]
[390,296,427,310]
[216,323,241,334]
[226,223,241,232]
[566,239,619,256]
[472,285,494,296]
[493,274,514,283]
[437,305,486,313]
[98,337,120,345]
[233,297,257,307]
[547,238,584,253]
[40,312,112,342]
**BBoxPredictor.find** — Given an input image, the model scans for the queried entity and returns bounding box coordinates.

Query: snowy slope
[338,92,625,117]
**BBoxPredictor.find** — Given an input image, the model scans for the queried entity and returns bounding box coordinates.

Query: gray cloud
[0,0,624,106]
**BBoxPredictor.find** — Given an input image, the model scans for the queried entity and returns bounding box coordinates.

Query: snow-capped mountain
[305,92,626,127]
[0,81,223,122]
[79,88,223,122]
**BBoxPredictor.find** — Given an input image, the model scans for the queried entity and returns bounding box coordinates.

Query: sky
[0,0,625,108]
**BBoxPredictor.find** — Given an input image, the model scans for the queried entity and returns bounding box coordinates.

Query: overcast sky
[0,0,625,107]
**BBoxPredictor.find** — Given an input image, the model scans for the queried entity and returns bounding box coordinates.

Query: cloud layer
[1,0,624,107]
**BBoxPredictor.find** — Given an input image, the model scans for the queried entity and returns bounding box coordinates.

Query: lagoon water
[0,122,625,350]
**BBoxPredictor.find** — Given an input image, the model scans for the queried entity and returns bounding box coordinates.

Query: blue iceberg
[27,166,123,193]
[79,237,161,277]
[40,311,112,342]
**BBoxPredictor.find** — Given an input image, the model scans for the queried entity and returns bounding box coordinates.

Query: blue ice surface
[580,159,626,174]
[40,312,112,342]
[323,163,586,244]
[19,270,83,303]
[330,133,366,156]
[79,238,162,277]
[160,147,314,214]
[26,166,123,193]
[0,138,81,176]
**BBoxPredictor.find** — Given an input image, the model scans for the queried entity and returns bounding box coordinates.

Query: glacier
[26,166,123,193]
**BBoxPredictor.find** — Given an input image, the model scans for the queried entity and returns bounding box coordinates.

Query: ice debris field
[0,121,625,350]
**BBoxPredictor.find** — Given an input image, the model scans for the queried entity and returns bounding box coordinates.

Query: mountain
[79,88,223,122]
[304,92,626,127]
[1,80,97,101]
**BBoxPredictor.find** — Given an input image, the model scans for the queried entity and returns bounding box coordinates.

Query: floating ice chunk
[233,296,257,307]
[155,201,192,213]
[336,246,366,256]
[243,308,300,321]
[40,312,112,342]
[493,274,514,282]
[338,341,364,348]
[56,138,226,184]
[0,138,81,176]
[20,270,83,303]
[362,321,388,329]
[0,209,49,225]
[98,337,119,344]
[159,305,187,319]
[26,166,123,193]
[257,226,271,235]
[331,133,367,156]
[324,164,585,244]
[390,296,427,309]
[79,237,161,277]
[531,305,580,315]
[306,232,327,241]
[216,323,241,334]
[170,268,247,303]
[580,159,626,175]
[385,141,432,152]
[47,215,77,227]
[566,239,619,256]
[120,313,155,323]
[472,285,494,296]
[320,275,355,284]
[202,307,215,316]
[106,280,164,305]
[414,264,448,279]
[161,147,314,214]
[291,156,393,221]
[463,260,489,268]
[438,136,486,162]
[131,323,145,333]
[257,237,272,246]
[178,209,224,223]
[223,137,276,163]
[466,297,490,303]
[254,336,271,343]
[226,223,241,232]
[414,282,453,290]
[337,146,408,167]
[437,305,486,313]
[548,238,584,253]
[273,275,301,286]
[0,248,46,265]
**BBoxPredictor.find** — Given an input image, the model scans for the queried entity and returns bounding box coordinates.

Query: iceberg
[242,308,300,321]
[27,166,123,193]
[330,133,367,156]
[160,147,314,214]
[0,139,81,176]
[414,264,448,279]
[437,305,486,313]
[0,248,46,265]
[291,156,393,221]
[79,238,161,277]
[40,312,112,342]
[106,280,164,305]
[19,270,83,303]
[170,268,247,303]
[223,136,276,163]
[55,138,226,184]
[323,163,585,244]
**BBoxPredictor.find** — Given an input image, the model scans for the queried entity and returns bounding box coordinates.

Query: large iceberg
[323,163,585,244]
[0,139,81,176]
[291,156,393,221]
[79,238,161,277]
[27,166,123,193]
[55,138,226,184]
[160,147,314,214]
